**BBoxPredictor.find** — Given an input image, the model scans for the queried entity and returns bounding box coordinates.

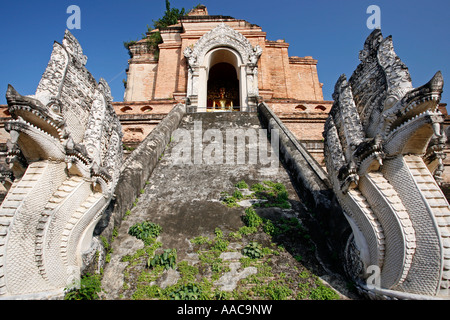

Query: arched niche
[315,105,327,111]
[205,47,242,110]
[207,62,240,111]
[184,23,262,112]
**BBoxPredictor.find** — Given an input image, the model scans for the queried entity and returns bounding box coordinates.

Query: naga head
[325,29,445,191]
[381,71,444,156]
[5,85,67,163]
[4,30,123,196]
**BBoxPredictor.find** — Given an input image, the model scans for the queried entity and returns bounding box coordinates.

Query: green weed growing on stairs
[147,248,177,270]
[64,273,102,300]
[128,221,162,245]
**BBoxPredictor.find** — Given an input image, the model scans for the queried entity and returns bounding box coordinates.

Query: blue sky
[0,0,449,107]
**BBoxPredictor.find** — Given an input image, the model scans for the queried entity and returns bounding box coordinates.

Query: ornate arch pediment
[183,23,262,112]
[184,23,262,68]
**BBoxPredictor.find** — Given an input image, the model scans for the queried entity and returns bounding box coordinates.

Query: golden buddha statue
[212,87,233,111]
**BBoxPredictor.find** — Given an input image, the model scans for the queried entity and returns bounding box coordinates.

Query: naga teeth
[387,109,442,138]
[9,130,19,144]
[433,122,442,137]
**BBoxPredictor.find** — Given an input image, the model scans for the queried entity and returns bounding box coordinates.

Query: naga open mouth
[383,71,443,138]
[5,85,66,142]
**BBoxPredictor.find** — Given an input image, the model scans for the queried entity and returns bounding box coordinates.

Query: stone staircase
[100,111,310,299]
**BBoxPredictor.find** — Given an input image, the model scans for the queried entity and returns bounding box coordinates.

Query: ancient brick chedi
[323,29,449,298]
[0,31,123,298]
[118,5,331,157]
[124,6,324,105]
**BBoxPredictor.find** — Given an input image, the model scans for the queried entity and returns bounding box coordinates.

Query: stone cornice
[289,56,318,65]
[277,112,330,121]
[267,99,333,105]
[129,58,158,64]
[158,43,182,49]
[113,100,178,106]
[265,40,289,48]
[179,15,237,23]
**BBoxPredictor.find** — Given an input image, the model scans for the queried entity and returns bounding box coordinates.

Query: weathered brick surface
[153,45,183,99]
[121,11,332,157]
[125,14,324,104]
[124,61,158,102]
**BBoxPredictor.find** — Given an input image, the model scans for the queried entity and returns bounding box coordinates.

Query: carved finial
[358,29,383,63]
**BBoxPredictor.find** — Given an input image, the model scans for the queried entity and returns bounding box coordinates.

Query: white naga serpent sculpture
[324,29,448,298]
[0,31,123,298]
